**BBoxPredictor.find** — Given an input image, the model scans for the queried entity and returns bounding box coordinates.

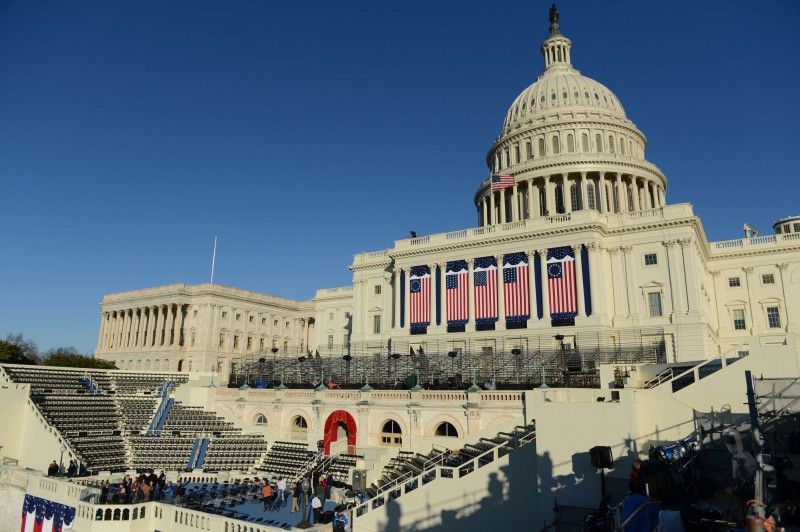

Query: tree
[3,333,41,364]
[42,348,117,369]
[0,340,38,365]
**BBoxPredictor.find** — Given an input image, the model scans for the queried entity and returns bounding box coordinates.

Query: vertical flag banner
[409,265,431,333]
[547,246,577,326]
[445,260,469,330]
[503,252,530,325]
[21,494,75,532]
[473,256,498,326]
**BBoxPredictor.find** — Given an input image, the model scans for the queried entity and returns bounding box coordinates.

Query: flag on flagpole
[503,252,530,320]
[491,174,515,191]
[547,246,577,317]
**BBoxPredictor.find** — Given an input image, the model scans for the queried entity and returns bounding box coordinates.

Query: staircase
[146,381,176,436]
[187,437,211,470]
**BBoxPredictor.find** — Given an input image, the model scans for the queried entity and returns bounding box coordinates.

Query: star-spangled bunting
[547,246,577,319]
[445,260,468,325]
[21,494,75,532]
[503,252,530,320]
[473,256,498,323]
[409,265,431,326]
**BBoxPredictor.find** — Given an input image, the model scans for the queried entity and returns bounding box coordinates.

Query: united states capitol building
[2,8,800,532]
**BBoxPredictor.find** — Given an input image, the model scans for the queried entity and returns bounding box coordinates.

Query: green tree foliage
[0,340,38,364]
[42,347,117,369]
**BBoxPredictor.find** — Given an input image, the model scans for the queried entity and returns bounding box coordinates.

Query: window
[514,144,520,163]
[732,309,746,330]
[380,420,403,446]
[373,315,382,334]
[794,222,800,232]
[221,311,228,319]
[219,333,225,347]
[570,185,579,211]
[255,414,268,425]
[246,336,253,350]
[329,312,334,321]
[190,332,196,346]
[608,135,615,154]
[595,134,602,153]
[785,225,791,233]
[290,416,308,439]
[273,319,279,326]
[538,138,545,156]
[262,317,267,325]
[235,313,241,321]
[767,307,781,328]
[233,335,240,349]
[327,335,334,350]
[728,277,741,288]
[285,321,290,329]
[249,315,254,323]
[644,253,658,266]
[552,136,560,154]
[567,134,575,152]
[526,142,533,159]
[260,338,265,350]
[587,184,596,210]
[762,273,775,285]
[648,292,663,317]
[581,133,589,152]
[620,138,625,155]
[374,285,382,295]
[554,184,564,213]
[435,422,459,437]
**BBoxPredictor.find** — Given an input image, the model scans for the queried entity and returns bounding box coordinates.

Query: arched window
[140,507,146,519]
[526,142,533,159]
[290,416,308,439]
[595,134,602,153]
[619,138,625,155]
[254,414,268,426]
[552,136,560,154]
[380,420,402,446]
[435,422,459,437]
[587,183,596,210]
[608,135,615,154]
[105,509,112,521]
[538,138,546,156]
[96,509,103,521]
[514,144,520,164]
[581,133,589,152]
[567,134,575,153]
[122,509,130,521]
[177,360,184,372]
[133,508,138,519]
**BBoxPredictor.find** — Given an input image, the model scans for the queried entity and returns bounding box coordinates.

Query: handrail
[613,496,656,532]
[663,341,751,392]
[354,424,535,519]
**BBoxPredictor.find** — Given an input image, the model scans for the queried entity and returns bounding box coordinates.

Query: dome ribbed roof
[502,70,627,132]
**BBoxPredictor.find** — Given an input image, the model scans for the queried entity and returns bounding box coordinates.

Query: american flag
[409,265,431,325]
[491,174,515,191]
[503,252,530,319]
[445,260,469,324]
[547,246,577,316]
[21,494,75,532]
[473,256,498,321]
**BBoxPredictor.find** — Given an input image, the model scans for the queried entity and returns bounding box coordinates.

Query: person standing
[100,480,110,504]
[310,494,322,524]
[262,480,272,511]
[332,509,349,532]
[276,477,288,507]
[325,471,334,502]
[291,479,302,513]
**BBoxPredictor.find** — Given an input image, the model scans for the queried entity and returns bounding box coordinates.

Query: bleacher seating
[1,365,267,474]
[256,441,315,479]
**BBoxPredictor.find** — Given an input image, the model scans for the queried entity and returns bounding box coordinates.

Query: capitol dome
[474,6,667,227]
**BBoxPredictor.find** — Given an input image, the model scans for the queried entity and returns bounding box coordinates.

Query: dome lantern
[541,4,572,72]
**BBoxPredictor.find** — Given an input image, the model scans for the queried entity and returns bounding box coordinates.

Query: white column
[563,174,572,213]
[573,245,586,317]
[97,313,107,350]
[598,173,608,214]
[467,259,475,329]
[489,190,495,225]
[496,254,506,328]
[526,179,534,219]
[512,183,519,221]
[404,270,410,329]
[631,177,641,211]
[499,188,506,224]
[586,243,601,317]
[545,177,554,216]
[481,199,488,226]
[579,172,588,211]
[615,173,625,212]
[138,309,148,347]
[657,185,664,207]
[538,249,550,318]
[394,269,401,329]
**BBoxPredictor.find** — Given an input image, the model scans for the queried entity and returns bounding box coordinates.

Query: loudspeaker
[352,469,367,492]
[590,446,614,469]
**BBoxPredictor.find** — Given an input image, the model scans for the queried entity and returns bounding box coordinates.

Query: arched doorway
[323,410,357,456]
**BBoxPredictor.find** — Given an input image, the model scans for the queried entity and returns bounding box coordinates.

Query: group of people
[46,459,87,477]
[99,471,186,504]
[259,470,349,528]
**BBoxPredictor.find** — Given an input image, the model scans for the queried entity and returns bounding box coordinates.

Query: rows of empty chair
[161,404,237,435]
[325,454,362,485]
[110,372,188,394]
[67,434,129,472]
[256,441,316,479]
[117,397,159,434]
[202,435,269,473]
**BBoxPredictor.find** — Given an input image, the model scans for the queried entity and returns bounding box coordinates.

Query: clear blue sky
[1,1,798,355]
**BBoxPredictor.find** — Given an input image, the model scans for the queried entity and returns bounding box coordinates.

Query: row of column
[98,304,185,350]
[478,171,665,226]
[393,244,605,331]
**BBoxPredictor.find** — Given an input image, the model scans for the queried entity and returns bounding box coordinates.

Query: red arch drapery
[323,410,357,455]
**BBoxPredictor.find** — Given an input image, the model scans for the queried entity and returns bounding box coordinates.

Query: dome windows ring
[584,91,589,99]
[562,91,568,99]
[551,92,557,101]
[573,90,579,99]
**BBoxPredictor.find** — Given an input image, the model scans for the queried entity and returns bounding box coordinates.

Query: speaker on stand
[589,446,614,509]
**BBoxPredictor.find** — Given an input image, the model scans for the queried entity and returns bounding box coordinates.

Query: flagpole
[210,236,217,284]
